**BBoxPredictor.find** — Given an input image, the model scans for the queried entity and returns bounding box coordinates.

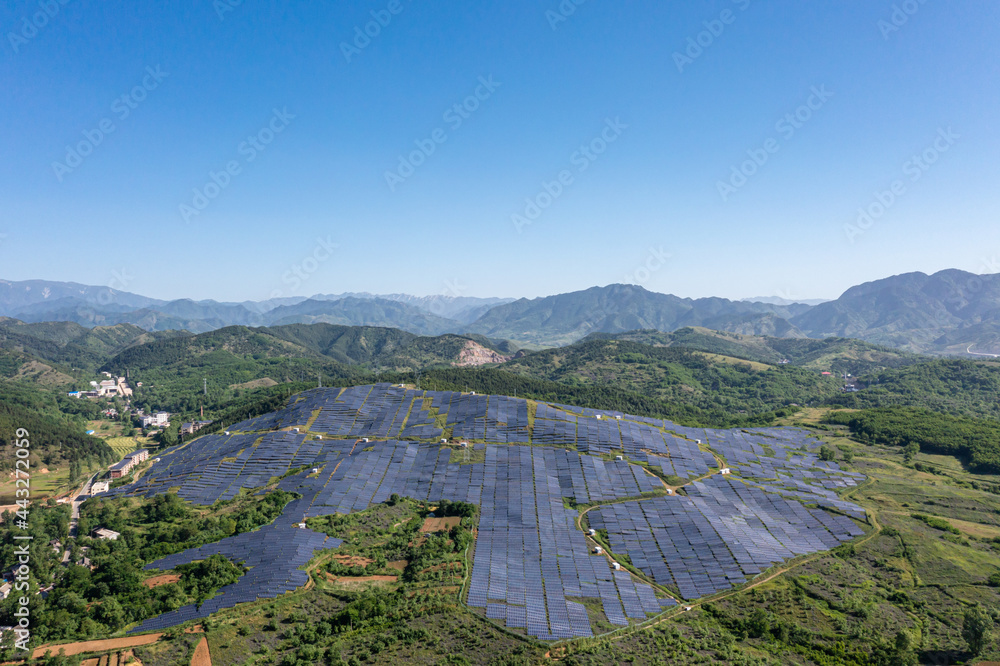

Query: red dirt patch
[333,554,373,567]
[419,516,461,533]
[327,573,398,583]
[32,634,162,659]
[143,574,180,589]
[190,636,212,666]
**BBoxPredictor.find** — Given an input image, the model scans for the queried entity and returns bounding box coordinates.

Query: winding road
[966,344,999,358]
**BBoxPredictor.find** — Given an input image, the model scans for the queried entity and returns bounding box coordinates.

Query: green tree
[818,445,835,461]
[745,608,771,639]
[903,441,920,464]
[962,605,994,656]
[891,629,918,666]
[93,597,126,631]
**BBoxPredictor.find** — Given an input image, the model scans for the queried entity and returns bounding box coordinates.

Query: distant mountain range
[2,270,1000,354]
[0,280,511,336]
[464,284,814,346]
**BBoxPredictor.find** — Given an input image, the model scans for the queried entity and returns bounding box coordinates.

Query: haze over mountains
[2,269,999,355]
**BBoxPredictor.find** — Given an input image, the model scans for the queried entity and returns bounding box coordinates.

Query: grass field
[691,351,771,372]
[0,455,105,503]
[105,436,145,460]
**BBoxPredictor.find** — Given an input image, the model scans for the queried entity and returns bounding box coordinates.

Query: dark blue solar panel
[111,385,865,641]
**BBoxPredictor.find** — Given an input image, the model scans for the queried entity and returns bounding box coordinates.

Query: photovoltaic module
[102,384,865,640]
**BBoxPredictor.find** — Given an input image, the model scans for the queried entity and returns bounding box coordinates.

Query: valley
[3,285,1000,664]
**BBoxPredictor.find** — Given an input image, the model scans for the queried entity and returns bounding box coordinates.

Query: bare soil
[142,574,180,589]
[32,634,163,659]
[333,554,373,567]
[419,516,461,533]
[190,636,212,666]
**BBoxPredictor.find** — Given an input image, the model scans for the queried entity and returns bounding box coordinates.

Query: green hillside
[501,337,842,416]
[262,324,517,369]
[588,327,920,374]
[829,358,1000,419]
[96,326,516,417]
[0,318,188,371]
[0,381,115,500]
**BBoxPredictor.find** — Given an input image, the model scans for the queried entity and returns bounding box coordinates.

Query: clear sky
[1,1,998,303]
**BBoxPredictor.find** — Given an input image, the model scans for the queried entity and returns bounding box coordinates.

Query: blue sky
[1,1,998,303]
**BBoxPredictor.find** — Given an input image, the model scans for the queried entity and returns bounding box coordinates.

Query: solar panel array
[107,384,866,640]
[533,407,715,480]
[589,476,865,600]
[101,431,312,506]
[130,476,337,633]
[434,392,531,443]
[700,427,867,519]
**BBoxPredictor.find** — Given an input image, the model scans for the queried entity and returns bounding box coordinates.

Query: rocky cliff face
[453,339,512,367]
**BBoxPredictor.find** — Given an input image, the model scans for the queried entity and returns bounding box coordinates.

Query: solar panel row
[113,384,866,641]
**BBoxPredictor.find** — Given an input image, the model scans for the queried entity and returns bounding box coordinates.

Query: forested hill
[99,324,518,375]
[586,327,920,373]
[501,334,1000,423]
[0,382,115,481]
[501,337,843,416]
[828,406,1000,473]
[0,318,185,371]
[827,358,1000,420]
